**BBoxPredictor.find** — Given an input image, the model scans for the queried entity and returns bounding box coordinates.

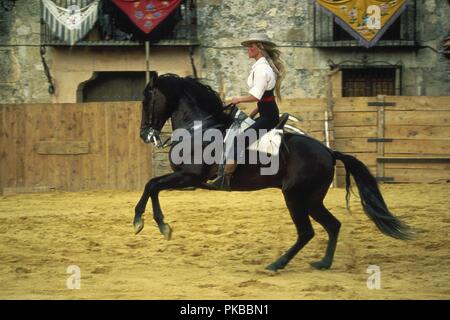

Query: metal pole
[327,67,340,188]
[145,41,150,83]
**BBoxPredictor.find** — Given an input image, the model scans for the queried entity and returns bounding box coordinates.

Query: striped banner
[41,0,99,45]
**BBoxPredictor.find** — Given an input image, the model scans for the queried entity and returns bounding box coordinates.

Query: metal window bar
[342,68,396,97]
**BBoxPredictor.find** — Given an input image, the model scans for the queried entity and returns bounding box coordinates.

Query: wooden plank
[336,165,377,177]
[0,106,6,192]
[110,105,129,189]
[385,125,450,140]
[25,104,44,189]
[0,105,22,191]
[81,103,108,190]
[333,97,376,112]
[333,97,450,112]
[335,138,377,152]
[36,141,90,155]
[279,98,327,108]
[368,138,393,142]
[291,111,327,121]
[334,112,377,126]
[384,168,450,183]
[385,110,450,126]
[376,177,395,182]
[384,96,450,111]
[376,96,386,180]
[368,102,396,107]
[240,103,327,114]
[385,139,450,155]
[302,131,325,142]
[377,156,450,163]
[68,104,85,191]
[384,162,450,170]
[279,105,327,113]
[309,96,450,112]
[334,126,377,138]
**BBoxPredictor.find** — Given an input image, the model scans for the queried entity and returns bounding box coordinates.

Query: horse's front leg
[133,171,198,239]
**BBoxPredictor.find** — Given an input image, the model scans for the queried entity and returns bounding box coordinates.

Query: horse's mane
[154,74,231,125]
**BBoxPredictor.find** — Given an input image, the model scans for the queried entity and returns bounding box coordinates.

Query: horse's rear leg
[266,190,315,272]
[309,203,341,270]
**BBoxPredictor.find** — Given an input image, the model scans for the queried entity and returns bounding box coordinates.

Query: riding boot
[207,161,237,191]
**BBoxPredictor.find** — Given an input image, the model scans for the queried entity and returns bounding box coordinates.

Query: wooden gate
[0,102,152,195]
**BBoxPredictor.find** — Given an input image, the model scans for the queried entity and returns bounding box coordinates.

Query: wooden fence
[276,96,450,185]
[1,96,449,194]
[0,102,151,195]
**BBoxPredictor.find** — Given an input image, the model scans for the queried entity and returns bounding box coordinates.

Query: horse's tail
[333,151,414,240]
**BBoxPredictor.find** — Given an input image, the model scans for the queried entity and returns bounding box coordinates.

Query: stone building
[0,0,449,104]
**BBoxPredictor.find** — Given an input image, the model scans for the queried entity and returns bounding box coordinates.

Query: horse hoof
[310,260,331,270]
[133,218,144,235]
[160,223,172,240]
[265,263,281,272]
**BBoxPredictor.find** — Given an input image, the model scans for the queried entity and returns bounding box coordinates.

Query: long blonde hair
[256,42,286,101]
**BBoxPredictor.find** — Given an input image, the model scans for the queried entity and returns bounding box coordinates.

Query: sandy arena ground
[0,184,449,299]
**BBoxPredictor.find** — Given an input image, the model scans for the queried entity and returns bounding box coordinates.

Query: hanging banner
[41,0,99,45]
[111,0,183,34]
[312,0,410,48]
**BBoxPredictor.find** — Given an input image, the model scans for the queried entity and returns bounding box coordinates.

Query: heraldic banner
[312,0,410,48]
[112,0,183,34]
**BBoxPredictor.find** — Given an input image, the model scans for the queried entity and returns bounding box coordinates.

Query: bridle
[140,87,166,148]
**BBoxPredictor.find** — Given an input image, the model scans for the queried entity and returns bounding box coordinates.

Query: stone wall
[0,1,50,103]
[0,0,449,103]
[195,0,450,98]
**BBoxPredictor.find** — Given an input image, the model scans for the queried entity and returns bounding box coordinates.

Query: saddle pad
[248,129,283,156]
[224,110,282,158]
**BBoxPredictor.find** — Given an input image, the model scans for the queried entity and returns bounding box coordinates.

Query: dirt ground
[0,184,449,300]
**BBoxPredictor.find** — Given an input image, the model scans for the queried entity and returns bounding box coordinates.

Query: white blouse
[247,57,277,100]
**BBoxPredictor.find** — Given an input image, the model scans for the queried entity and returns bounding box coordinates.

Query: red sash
[260,96,276,103]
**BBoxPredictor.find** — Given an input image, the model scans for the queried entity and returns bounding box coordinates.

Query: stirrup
[207,174,232,191]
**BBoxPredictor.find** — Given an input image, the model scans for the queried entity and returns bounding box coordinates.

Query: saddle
[248,113,289,156]
[223,106,291,157]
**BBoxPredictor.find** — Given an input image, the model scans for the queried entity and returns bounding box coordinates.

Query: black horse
[134,73,412,272]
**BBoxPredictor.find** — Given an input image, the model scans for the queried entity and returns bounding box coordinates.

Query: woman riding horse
[207,33,285,190]
[136,66,413,272]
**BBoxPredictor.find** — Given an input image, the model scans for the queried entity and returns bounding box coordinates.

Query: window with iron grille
[342,68,396,97]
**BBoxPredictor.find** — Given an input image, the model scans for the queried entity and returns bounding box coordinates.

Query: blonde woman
[208,33,285,190]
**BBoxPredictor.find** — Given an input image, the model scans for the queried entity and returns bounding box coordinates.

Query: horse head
[140,72,175,147]
[140,73,231,147]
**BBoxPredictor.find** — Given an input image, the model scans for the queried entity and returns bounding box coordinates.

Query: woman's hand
[231,97,240,105]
